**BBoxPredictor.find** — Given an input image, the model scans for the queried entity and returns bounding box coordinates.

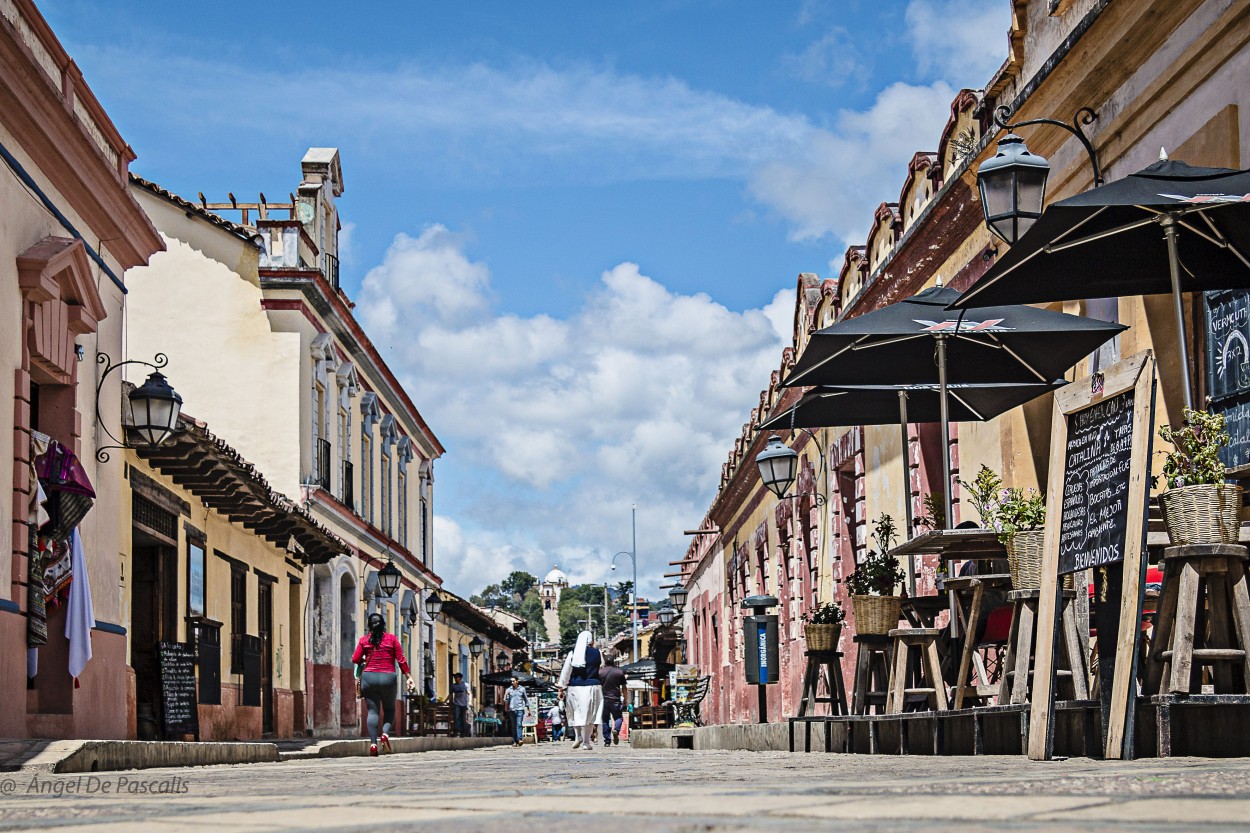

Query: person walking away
[352,612,414,756]
[598,651,627,747]
[548,701,564,742]
[504,677,528,747]
[450,672,472,737]
[558,630,603,751]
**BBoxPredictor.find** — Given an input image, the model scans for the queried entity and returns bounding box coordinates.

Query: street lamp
[668,586,688,612]
[94,352,184,462]
[755,435,799,498]
[469,635,484,658]
[612,503,639,663]
[424,591,443,618]
[977,105,1102,245]
[977,133,1050,245]
[657,607,676,627]
[377,559,402,597]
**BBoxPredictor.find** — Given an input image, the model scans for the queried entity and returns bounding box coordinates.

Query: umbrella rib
[1044,213,1159,254]
[948,390,987,421]
[987,333,1049,382]
[1196,210,1250,271]
[850,333,930,350]
[787,335,873,386]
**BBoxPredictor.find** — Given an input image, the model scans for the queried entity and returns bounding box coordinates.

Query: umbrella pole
[899,391,916,596]
[937,334,954,529]
[1162,215,1196,410]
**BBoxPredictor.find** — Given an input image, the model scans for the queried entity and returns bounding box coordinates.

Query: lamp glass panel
[978,172,1016,223]
[1016,169,1047,218]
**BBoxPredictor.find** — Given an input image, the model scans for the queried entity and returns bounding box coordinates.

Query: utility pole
[630,503,638,662]
[580,603,604,641]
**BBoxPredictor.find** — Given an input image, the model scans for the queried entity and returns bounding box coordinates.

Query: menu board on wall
[1205,290,1250,468]
[157,641,199,739]
[1057,390,1135,575]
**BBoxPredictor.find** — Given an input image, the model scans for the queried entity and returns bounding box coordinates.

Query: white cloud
[782,27,871,89]
[905,0,1011,86]
[358,231,791,595]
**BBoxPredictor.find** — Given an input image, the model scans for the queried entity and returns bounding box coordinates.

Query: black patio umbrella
[783,284,1125,527]
[953,157,1250,408]
[760,381,1064,534]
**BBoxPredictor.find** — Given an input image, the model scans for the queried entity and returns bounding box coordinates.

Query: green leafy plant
[995,487,1046,545]
[845,513,906,597]
[1157,408,1230,489]
[915,491,946,531]
[958,464,1003,528]
[802,600,845,625]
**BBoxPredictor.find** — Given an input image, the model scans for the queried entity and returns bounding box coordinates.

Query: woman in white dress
[558,630,603,750]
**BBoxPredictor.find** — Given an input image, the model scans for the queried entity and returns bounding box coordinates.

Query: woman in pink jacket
[352,612,414,756]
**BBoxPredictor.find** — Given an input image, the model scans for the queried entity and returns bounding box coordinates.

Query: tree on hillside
[469,570,538,613]
[517,588,548,643]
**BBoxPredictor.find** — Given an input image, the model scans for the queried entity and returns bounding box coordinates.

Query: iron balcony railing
[324,253,340,292]
[342,460,355,511]
[316,438,332,490]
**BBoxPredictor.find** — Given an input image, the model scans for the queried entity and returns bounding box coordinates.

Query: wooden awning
[132,413,347,565]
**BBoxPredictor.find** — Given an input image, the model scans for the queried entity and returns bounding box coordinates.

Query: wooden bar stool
[1146,544,1250,696]
[886,628,947,713]
[797,650,848,717]
[999,588,1089,704]
[944,573,1012,709]
[851,634,892,715]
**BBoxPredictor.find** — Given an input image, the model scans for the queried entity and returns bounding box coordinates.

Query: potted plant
[1157,408,1240,544]
[802,601,845,651]
[845,514,907,635]
[996,487,1047,588]
[914,491,946,532]
[958,464,1003,528]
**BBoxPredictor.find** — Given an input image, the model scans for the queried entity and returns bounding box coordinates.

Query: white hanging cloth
[65,528,94,683]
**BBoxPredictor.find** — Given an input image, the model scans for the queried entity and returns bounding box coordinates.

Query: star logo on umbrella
[913,318,1011,332]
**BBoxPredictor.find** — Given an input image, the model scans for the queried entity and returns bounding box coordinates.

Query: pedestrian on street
[352,612,415,757]
[557,630,603,751]
[548,701,564,742]
[598,651,627,747]
[450,672,472,738]
[504,676,528,747]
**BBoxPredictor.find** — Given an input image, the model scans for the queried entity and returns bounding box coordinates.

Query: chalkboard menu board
[1057,390,1135,575]
[158,641,199,738]
[1205,289,1250,469]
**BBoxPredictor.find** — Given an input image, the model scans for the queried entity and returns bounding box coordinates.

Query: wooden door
[258,580,274,734]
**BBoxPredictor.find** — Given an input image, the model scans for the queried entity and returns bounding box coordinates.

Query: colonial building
[0,0,163,739]
[124,150,445,736]
[680,0,1250,724]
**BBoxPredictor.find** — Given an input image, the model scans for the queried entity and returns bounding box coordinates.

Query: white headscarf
[559,630,593,688]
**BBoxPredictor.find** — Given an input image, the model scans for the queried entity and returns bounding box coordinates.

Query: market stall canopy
[955,159,1250,309]
[621,658,658,681]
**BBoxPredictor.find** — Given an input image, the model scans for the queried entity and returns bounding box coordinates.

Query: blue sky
[49,0,1009,598]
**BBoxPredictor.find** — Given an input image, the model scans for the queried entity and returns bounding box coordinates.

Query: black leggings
[360,671,397,744]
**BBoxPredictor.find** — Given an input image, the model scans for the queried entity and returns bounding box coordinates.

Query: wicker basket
[1159,483,1242,545]
[851,595,901,635]
[1006,529,1045,589]
[804,623,841,652]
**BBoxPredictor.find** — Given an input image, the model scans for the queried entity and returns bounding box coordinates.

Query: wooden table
[890,528,1008,562]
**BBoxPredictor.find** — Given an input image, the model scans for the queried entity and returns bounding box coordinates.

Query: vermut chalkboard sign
[1030,351,1155,763]
[158,641,200,740]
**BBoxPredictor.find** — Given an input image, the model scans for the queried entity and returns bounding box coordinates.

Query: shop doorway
[131,528,178,739]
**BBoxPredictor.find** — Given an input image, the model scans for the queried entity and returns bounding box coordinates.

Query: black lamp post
[657,607,676,627]
[377,559,402,597]
[469,635,484,658]
[94,352,183,463]
[424,591,443,618]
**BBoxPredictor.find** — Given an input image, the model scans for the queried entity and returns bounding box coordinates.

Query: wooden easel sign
[1029,350,1156,761]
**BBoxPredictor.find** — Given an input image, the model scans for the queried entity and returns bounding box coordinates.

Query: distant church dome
[543,565,568,585]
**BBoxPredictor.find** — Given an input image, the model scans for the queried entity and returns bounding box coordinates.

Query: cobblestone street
[3,743,1250,832]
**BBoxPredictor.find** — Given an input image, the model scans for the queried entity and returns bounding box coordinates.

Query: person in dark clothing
[598,651,627,747]
[449,672,471,737]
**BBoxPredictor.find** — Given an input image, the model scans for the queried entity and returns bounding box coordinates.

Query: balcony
[324,253,340,292]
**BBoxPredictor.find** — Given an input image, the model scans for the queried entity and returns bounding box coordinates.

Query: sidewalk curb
[4,736,511,774]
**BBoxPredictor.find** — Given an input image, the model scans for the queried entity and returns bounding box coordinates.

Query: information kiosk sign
[1030,351,1155,761]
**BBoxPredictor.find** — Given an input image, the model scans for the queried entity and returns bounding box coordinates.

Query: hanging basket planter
[1159,483,1242,545]
[1006,529,1045,590]
[851,595,901,636]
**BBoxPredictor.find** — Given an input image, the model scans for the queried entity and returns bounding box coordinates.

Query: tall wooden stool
[886,628,947,713]
[999,588,1089,704]
[1146,544,1250,696]
[851,634,892,714]
[797,650,848,717]
[945,573,1012,708]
